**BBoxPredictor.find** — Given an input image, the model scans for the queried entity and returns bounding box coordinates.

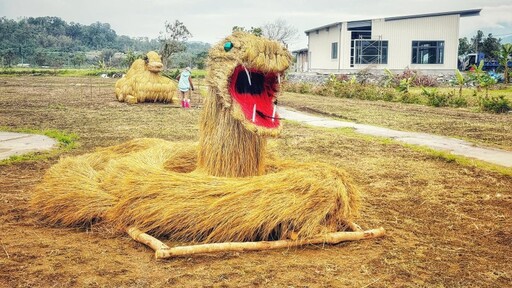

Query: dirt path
[279,107,512,167]
[1,76,511,287]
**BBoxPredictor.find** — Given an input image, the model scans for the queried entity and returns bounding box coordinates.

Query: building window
[353,40,388,64]
[412,41,444,64]
[331,42,338,59]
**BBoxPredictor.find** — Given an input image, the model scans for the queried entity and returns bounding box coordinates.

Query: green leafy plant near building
[499,43,512,84]
[284,67,510,113]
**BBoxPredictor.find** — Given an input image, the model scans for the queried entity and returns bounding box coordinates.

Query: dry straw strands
[115,51,176,104]
[31,32,374,254]
[31,138,360,242]
[197,32,291,177]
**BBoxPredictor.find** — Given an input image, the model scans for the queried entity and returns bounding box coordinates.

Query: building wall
[307,24,342,71]
[340,24,352,70]
[371,14,460,70]
[307,14,460,72]
[294,52,308,72]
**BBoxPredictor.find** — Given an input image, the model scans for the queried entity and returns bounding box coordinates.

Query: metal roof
[304,9,481,34]
[292,48,308,54]
[385,9,481,22]
[305,22,341,34]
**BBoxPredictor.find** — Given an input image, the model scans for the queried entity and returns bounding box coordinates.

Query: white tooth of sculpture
[272,104,276,122]
[252,104,256,122]
[244,66,252,86]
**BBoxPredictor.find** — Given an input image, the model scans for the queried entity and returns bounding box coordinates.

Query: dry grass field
[0,76,511,287]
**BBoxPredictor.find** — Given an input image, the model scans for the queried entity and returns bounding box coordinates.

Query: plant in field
[299,82,312,94]
[383,68,396,88]
[422,87,448,107]
[480,74,498,98]
[468,60,485,91]
[479,95,511,113]
[397,77,413,93]
[96,59,108,70]
[499,43,512,84]
[447,90,468,107]
[468,60,497,98]
[453,69,467,98]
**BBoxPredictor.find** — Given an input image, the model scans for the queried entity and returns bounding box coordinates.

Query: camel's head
[144,51,164,73]
[206,32,291,136]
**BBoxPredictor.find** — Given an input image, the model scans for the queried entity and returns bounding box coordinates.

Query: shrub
[422,87,448,107]
[394,68,439,87]
[414,74,439,87]
[448,92,468,108]
[282,82,315,94]
[479,95,511,113]
[298,82,313,94]
[162,68,181,80]
[398,92,422,104]
[381,88,397,101]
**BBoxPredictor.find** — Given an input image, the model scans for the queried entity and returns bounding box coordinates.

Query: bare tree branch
[159,20,192,69]
[262,19,298,47]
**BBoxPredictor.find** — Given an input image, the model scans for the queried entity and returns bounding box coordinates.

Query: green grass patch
[0,127,79,165]
[0,67,126,77]
[405,144,512,177]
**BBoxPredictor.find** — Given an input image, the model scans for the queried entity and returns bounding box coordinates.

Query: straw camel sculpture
[115,51,176,104]
[31,32,384,259]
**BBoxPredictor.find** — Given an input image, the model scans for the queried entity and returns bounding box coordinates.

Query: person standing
[177,67,194,108]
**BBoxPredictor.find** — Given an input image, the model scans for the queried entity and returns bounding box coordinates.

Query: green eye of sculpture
[224,41,233,52]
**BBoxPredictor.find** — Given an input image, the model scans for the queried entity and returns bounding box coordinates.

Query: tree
[2,49,16,67]
[499,43,512,84]
[261,19,298,47]
[159,20,192,69]
[124,50,141,68]
[71,52,86,68]
[458,37,471,56]
[34,50,48,66]
[481,33,501,60]
[470,30,484,53]
[232,26,262,36]
[192,51,208,69]
[100,48,115,66]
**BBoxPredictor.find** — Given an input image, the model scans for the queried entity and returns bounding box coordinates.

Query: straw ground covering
[1,76,511,287]
[31,137,359,242]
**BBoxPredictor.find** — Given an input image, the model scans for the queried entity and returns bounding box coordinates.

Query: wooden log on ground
[127,226,385,259]
[127,227,170,251]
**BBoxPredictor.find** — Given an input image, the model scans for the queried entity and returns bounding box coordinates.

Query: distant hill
[0,16,210,68]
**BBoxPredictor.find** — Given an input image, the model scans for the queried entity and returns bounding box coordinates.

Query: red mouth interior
[228,65,280,128]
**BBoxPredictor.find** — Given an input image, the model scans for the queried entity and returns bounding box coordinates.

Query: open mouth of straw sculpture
[229,65,280,129]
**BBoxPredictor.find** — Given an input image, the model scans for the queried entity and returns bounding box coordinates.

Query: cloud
[460,5,512,38]
[2,0,512,49]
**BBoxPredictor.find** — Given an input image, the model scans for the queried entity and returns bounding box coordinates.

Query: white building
[299,9,481,74]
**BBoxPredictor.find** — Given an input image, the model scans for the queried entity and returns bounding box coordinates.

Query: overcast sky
[1,0,512,51]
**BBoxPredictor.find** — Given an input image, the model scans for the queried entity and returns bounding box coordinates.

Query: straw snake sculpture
[31,32,384,259]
